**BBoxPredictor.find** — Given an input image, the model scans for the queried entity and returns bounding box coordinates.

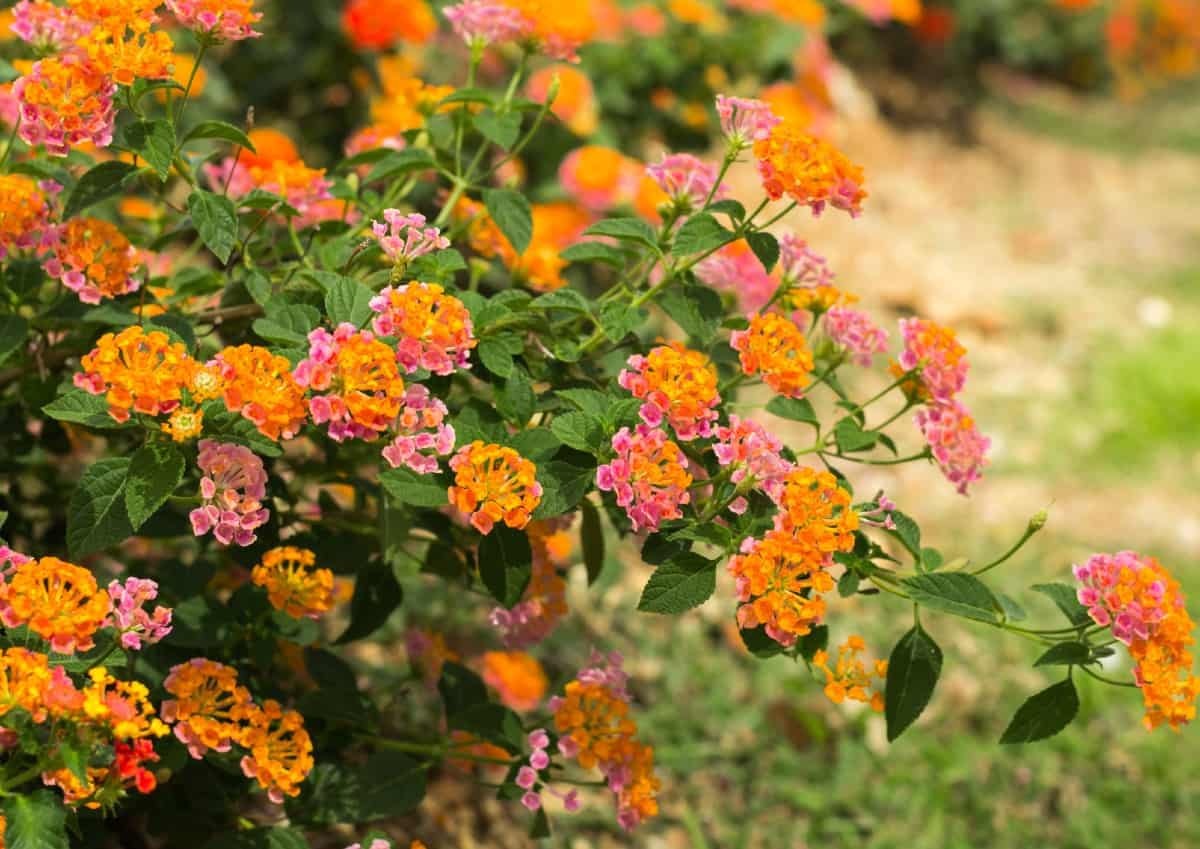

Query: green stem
[973,514,1046,576]
[173,42,209,130]
[1078,665,1138,688]
[0,117,21,174]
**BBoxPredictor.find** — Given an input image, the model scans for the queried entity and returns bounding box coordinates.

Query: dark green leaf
[5,790,68,849]
[766,396,818,426]
[478,526,532,607]
[834,418,879,453]
[901,573,1000,624]
[483,188,532,255]
[533,289,592,313]
[746,230,780,272]
[0,315,29,367]
[204,828,309,849]
[889,511,922,559]
[508,428,560,460]
[124,119,174,180]
[1000,678,1080,744]
[380,467,449,508]
[1031,582,1092,626]
[188,189,239,263]
[477,338,515,377]
[184,120,255,151]
[641,532,685,565]
[497,367,535,424]
[323,275,374,328]
[532,459,593,519]
[797,624,829,661]
[659,282,723,341]
[637,553,717,614]
[336,564,403,644]
[739,625,785,658]
[125,441,184,530]
[288,752,426,825]
[68,457,133,557]
[559,241,627,267]
[439,661,488,717]
[1034,642,1091,667]
[407,249,466,283]
[64,161,137,219]
[885,624,943,741]
[580,499,605,584]
[671,213,733,256]
[707,199,746,222]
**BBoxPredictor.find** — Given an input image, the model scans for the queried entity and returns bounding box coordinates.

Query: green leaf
[533,289,592,313]
[0,314,29,367]
[188,189,239,264]
[671,213,733,257]
[888,511,922,559]
[204,828,309,849]
[407,248,466,283]
[59,739,90,785]
[550,411,604,453]
[508,428,560,461]
[1000,678,1080,744]
[67,457,133,557]
[997,592,1027,622]
[798,625,829,662]
[439,661,488,717]
[1031,582,1092,627]
[497,367,536,424]
[124,119,175,181]
[64,161,137,219]
[901,572,1001,624]
[580,499,605,584]
[184,119,255,151]
[478,526,532,607]
[559,241,628,267]
[746,230,780,272]
[641,532,685,565]
[477,338,515,378]
[253,303,318,346]
[324,276,374,328]
[885,624,943,741]
[707,198,746,222]
[532,459,593,519]
[739,625,785,659]
[5,790,68,849]
[125,441,184,530]
[1034,642,1091,667]
[380,467,449,508]
[473,109,522,150]
[766,396,818,426]
[583,217,658,250]
[598,301,646,341]
[637,553,717,614]
[288,752,426,825]
[336,563,403,644]
[659,282,723,341]
[363,148,435,184]
[834,418,879,453]
[483,188,532,255]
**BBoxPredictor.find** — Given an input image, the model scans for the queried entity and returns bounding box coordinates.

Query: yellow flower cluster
[251,546,336,620]
[812,636,888,712]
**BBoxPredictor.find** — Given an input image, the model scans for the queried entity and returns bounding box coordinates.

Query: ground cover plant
[0,0,1197,847]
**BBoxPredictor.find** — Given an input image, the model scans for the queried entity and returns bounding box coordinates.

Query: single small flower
[189,439,270,547]
[251,546,335,620]
[824,306,889,367]
[596,424,692,533]
[448,441,542,534]
[380,384,456,475]
[105,577,172,650]
[812,636,888,711]
[165,0,263,41]
[914,400,990,495]
[369,282,477,375]
[754,121,866,217]
[618,343,720,440]
[730,312,814,399]
[162,406,204,442]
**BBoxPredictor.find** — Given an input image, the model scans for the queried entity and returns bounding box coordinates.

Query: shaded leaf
[1000,678,1080,744]
[885,624,943,741]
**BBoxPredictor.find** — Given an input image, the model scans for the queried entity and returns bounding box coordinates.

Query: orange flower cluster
[449,442,543,535]
[0,174,52,259]
[618,342,721,440]
[74,326,196,423]
[0,556,111,654]
[503,0,599,60]
[480,651,549,711]
[47,217,141,305]
[812,636,887,711]
[295,325,407,441]
[162,658,313,801]
[251,546,335,620]
[213,344,308,441]
[0,647,59,720]
[729,468,857,647]
[369,282,477,375]
[69,0,175,86]
[754,121,867,217]
[729,312,814,399]
[342,0,436,49]
[459,199,590,293]
[368,72,455,137]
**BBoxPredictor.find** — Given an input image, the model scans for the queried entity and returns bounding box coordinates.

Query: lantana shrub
[0,0,1194,847]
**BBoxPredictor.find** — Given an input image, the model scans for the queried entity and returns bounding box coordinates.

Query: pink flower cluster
[1073,552,1172,645]
[381,385,455,474]
[371,210,449,265]
[715,95,780,146]
[189,440,270,546]
[596,424,692,533]
[646,153,724,211]
[14,55,116,156]
[0,546,32,576]
[780,234,835,288]
[824,306,888,366]
[696,240,777,313]
[443,0,530,47]
[914,400,989,495]
[897,317,968,402]
[166,0,263,41]
[105,577,173,650]
[10,0,92,50]
[713,416,793,513]
[0,179,59,261]
[293,324,398,442]
[515,728,581,813]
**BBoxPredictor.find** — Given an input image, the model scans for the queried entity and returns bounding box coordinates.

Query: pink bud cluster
[189,440,270,546]
[515,728,581,813]
[371,210,450,265]
[381,385,456,474]
[715,95,780,146]
[824,306,888,366]
[10,0,92,51]
[105,577,173,650]
[596,424,692,533]
[165,0,263,42]
[1074,552,1172,645]
[713,416,792,513]
[696,240,777,314]
[646,153,724,211]
[914,400,989,495]
[443,0,530,47]
[779,234,835,288]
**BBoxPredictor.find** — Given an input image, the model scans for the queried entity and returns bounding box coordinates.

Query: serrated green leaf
[125,442,184,530]
[1031,582,1092,626]
[532,459,593,519]
[497,366,535,424]
[637,553,716,614]
[363,148,435,184]
[582,217,657,249]
[478,526,532,607]
[508,428,560,460]
[40,391,130,430]
[5,790,68,849]
[556,388,608,416]
[477,338,514,377]
[0,315,29,367]
[473,109,522,150]
[598,300,646,341]
[550,411,604,453]
[834,417,879,453]
[580,499,605,584]
[739,625,785,658]
[287,752,426,825]
[64,161,137,219]
[659,282,723,341]
[707,198,746,221]
[380,467,449,508]
[1000,678,1079,744]
[671,213,733,256]
[124,119,174,180]
[67,457,133,557]
[885,624,943,741]
[324,275,374,327]
[483,188,532,255]
[766,396,818,426]
[746,230,780,272]
[188,189,239,263]
[559,240,627,267]
[183,119,255,151]
[902,572,1000,624]
[888,511,922,559]
[407,248,466,283]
